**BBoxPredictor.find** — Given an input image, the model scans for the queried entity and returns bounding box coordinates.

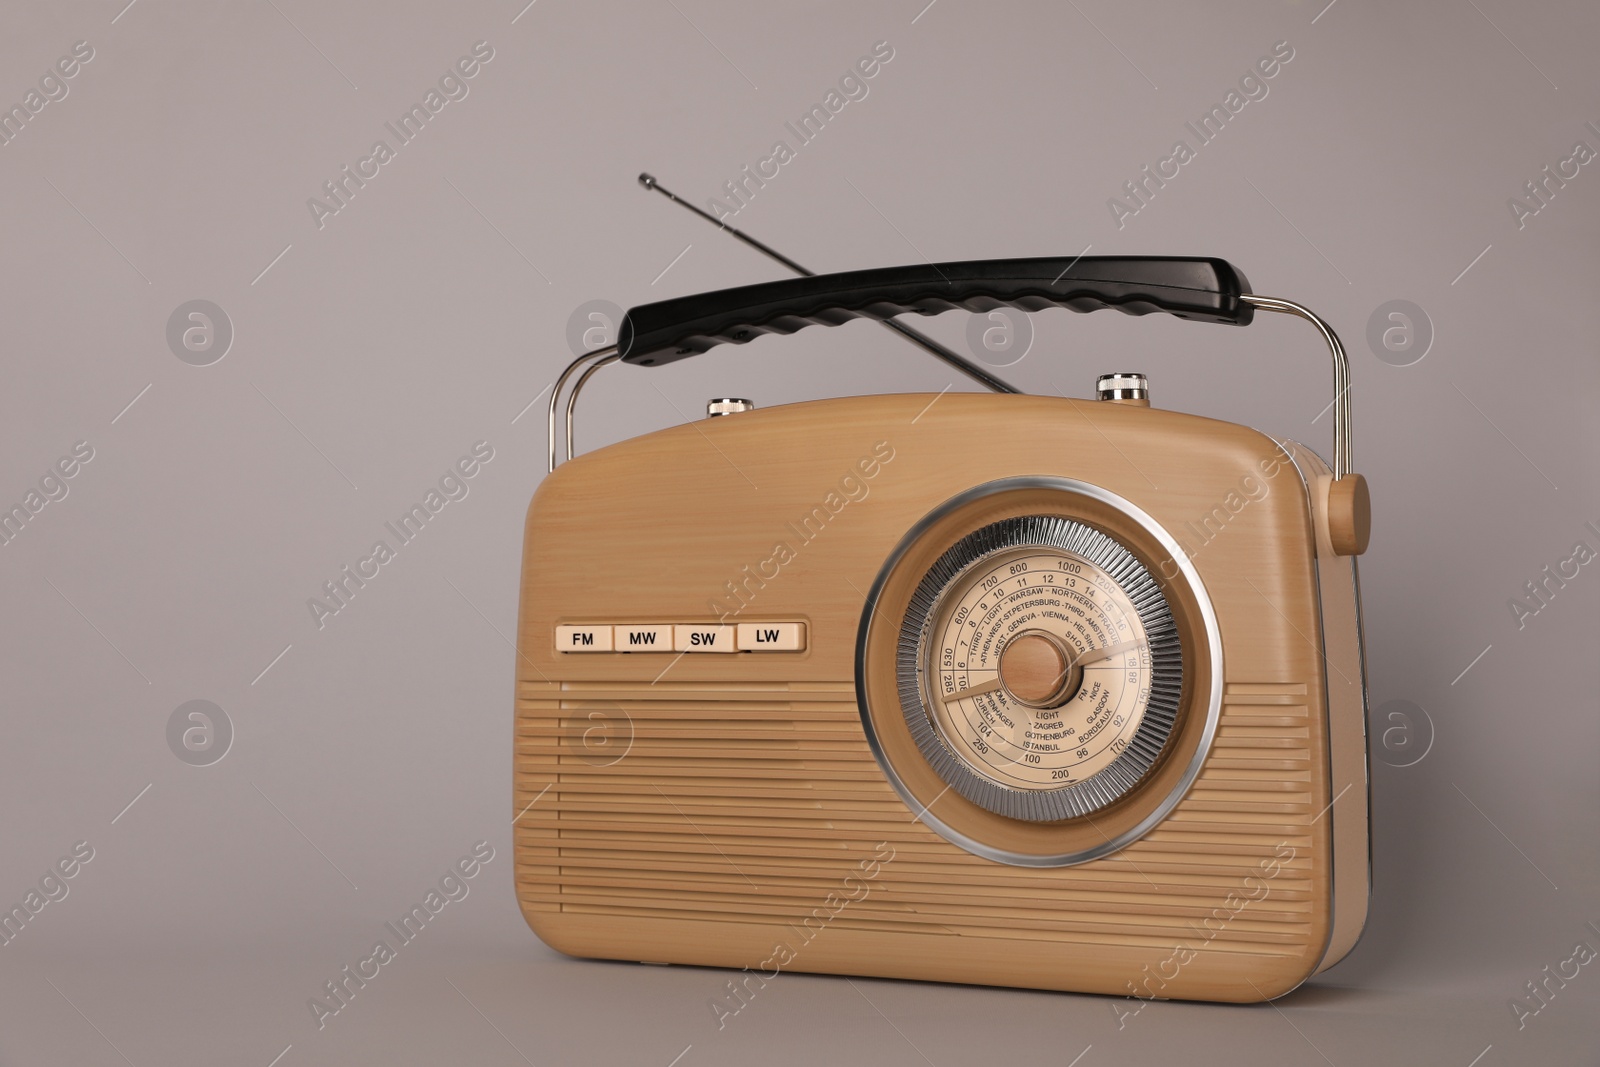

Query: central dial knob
[999,630,1080,708]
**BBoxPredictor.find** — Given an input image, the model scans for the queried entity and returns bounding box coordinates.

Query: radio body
[515,257,1371,1003]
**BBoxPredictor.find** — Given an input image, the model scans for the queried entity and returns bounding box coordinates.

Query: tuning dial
[707,398,755,417]
[1096,373,1149,405]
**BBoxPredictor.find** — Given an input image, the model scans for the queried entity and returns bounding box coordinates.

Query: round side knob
[1327,474,1371,556]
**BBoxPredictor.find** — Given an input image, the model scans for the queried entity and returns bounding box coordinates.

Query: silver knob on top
[706,397,756,417]
[1095,373,1149,404]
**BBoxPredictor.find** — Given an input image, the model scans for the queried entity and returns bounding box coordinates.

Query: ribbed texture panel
[515,680,1316,957]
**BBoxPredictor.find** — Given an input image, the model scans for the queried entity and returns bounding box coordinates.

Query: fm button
[555,625,613,652]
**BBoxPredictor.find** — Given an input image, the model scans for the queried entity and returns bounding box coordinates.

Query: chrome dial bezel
[898,515,1182,822]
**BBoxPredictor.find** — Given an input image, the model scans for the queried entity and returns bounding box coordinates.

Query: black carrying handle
[616,256,1253,366]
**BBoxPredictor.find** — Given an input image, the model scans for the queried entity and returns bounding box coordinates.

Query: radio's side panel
[513,393,1340,1002]
[1291,445,1373,974]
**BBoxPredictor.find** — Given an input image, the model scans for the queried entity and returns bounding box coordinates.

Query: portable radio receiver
[514,254,1371,1003]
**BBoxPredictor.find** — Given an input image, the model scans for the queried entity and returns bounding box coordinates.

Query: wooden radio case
[514,257,1371,1003]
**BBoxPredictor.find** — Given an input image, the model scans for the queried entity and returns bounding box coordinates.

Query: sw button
[673,625,737,653]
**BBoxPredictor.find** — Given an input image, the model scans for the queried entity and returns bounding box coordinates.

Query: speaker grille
[515,679,1317,956]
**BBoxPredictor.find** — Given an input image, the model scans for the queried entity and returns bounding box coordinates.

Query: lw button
[737,622,806,651]
[556,625,613,652]
[674,624,736,652]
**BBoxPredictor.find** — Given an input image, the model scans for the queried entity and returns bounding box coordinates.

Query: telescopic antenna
[637,173,1019,394]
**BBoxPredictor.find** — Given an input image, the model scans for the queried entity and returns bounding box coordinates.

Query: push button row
[555,622,806,653]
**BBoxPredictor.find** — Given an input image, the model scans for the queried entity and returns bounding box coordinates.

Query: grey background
[1,0,1596,1064]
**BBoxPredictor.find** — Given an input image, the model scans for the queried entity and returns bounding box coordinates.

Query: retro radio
[514,229,1371,1003]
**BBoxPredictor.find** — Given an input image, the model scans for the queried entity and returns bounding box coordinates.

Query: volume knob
[706,398,756,417]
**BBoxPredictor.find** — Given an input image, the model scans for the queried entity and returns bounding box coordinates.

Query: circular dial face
[924,546,1152,790]
[895,514,1184,823]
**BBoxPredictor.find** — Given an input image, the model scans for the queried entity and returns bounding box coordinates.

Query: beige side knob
[1327,474,1371,556]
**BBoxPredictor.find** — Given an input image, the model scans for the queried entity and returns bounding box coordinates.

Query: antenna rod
[637,173,1019,395]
